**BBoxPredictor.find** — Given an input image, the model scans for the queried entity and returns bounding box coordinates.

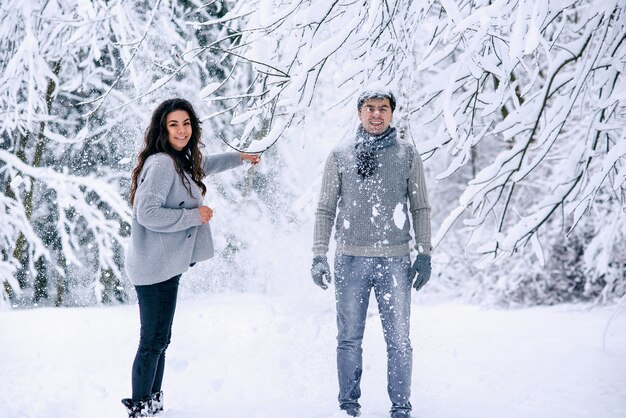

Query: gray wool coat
[124,151,242,286]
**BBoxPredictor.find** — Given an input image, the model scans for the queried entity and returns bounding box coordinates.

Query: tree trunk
[33,256,48,303]
[100,267,127,304]
[55,253,67,307]
[12,61,61,301]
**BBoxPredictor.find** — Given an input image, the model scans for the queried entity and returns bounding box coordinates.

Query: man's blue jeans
[334,255,413,413]
[131,274,180,401]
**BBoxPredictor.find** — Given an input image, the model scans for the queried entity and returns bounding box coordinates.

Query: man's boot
[390,409,411,418]
[343,406,361,417]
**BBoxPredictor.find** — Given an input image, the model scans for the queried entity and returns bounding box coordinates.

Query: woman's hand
[240,153,261,165]
[198,206,213,224]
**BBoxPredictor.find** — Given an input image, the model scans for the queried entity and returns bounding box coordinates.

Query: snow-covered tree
[0,0,244,307]
[2,0,624,308]
[191,0,626,303]
[1,0,129,306]
[418,0,626,303]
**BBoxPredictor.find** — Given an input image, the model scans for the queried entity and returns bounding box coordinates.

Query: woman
[122,98,259,417]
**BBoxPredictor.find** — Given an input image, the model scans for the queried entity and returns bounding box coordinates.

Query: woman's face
[166,110,192,151]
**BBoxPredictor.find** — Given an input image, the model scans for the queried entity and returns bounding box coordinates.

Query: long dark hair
[129,98,206,207]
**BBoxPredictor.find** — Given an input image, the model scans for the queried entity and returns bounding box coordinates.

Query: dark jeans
[131,275,180,401]
[334,255,413,413]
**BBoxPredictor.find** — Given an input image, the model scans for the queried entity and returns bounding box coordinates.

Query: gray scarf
[355,125,397,178]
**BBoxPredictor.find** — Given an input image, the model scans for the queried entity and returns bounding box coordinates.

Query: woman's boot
[121,398,152,417]
[150,391,163,414]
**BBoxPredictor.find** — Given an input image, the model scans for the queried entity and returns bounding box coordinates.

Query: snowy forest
[1,0,625,310]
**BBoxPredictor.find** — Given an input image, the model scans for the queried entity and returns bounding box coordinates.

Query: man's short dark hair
[357,88,396,112]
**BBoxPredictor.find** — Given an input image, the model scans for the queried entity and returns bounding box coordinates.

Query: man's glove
[311,256,332,290]
[410,254,431,292]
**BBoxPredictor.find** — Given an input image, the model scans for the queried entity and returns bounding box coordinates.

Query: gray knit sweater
[313,134,431,257]
[125,151,242,286]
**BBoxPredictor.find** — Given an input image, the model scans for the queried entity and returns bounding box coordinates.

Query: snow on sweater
[313,135,431,257]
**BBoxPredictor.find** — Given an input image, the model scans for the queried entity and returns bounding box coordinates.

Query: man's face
[358,97,393,135]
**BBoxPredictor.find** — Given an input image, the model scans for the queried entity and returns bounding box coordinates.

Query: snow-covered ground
[1,291,625,418]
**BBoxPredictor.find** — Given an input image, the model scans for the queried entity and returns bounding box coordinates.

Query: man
[311,87,432,418]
